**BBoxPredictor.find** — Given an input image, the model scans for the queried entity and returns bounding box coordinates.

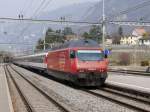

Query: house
[106,38,113,45]
[139,37,150,45]
[120,36,138,45]
[120,27,146,45]
[132,27,146,38]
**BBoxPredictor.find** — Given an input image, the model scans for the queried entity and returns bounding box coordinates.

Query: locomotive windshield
[77,50,104,61]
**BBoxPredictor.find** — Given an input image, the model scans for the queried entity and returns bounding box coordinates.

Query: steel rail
[102,86,150,104]
[4,65,35,112]
[9,65,75,112]
[84,89,150,112]
[12,64,150,111]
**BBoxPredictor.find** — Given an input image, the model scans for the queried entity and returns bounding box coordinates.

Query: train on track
[13,39,109,86]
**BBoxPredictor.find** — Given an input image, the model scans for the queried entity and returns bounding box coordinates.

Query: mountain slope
[1,0,150,51]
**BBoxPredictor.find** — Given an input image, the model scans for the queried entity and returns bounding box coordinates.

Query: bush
[119,53,130,65]
[141,61,149,66]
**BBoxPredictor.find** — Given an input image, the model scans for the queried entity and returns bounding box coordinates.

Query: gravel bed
[90,89,150,111]
[12,64,137,112]
[107,72,150,93]
[8,66,62,112]
[6,68,28,112]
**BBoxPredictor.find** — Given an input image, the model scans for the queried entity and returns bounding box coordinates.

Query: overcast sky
[0,0,100,18]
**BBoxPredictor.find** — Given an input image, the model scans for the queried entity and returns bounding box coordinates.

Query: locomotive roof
[53,39,100,50]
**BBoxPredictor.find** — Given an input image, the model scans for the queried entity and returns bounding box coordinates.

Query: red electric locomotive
[46,39,108,86]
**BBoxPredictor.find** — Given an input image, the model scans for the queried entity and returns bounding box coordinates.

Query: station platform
[107,73,150,93]
[0,65,14,112]
[109,66,147,72]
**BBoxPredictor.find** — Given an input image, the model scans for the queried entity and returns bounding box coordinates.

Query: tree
[142,32,149,38]
[55,29,64,43]
[35,27,76,51]
[35,38,44,50]
[118,26,123,37]
[119,53,130,65]
[62,27,74,35]
[111,32,120,44]
[82,25,102,43]
[82,32,89,39]
[35,28,66,50]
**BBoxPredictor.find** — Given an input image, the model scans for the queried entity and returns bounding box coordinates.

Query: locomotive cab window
[77,50,104,61]
[70,50,76,58]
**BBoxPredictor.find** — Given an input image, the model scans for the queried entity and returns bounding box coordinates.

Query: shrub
[141,61,149,66]
[119,53,130,65]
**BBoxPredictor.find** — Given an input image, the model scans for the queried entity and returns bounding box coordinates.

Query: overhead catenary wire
[31,0,48,18]
[0,17,102,25]
[99,0,150,22]
[15,0,34,38]
[20,0,30,15]
[7,0,150,49]
[0,42,53,46]
[16,0,49,39]
[16,0,54,43]
[139,12,150,21]
[22,0,35,17]
[14,0,44,40]
[34,0,53,17]
[109,20,150,26]
[2,17,150,28]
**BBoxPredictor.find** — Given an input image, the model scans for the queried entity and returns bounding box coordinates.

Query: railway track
[83,84,150,112]
[12,64,150,112]
[5,65,75,112]
[4,65,34,112]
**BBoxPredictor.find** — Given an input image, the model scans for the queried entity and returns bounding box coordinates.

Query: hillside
[1,0,150,51]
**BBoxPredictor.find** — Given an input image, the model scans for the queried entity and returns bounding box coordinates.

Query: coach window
[70,50,76,58]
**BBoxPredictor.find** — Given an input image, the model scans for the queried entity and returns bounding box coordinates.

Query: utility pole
[43,26,46,51]
[134,45,137,66]
[102,0,106,50]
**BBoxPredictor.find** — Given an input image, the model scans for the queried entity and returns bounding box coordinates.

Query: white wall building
[120,27,146,45]
[106,38,113,45]
[120,36,138,45]
[139,37,150,46]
